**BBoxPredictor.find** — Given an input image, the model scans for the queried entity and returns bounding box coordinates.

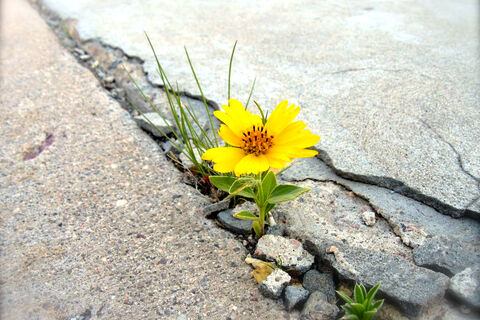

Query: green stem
[255,173,265,235]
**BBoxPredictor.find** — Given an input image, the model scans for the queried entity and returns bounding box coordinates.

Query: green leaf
[336,291,354,304]
[209,176,255,198]
[268,184,310,204]
[265,203,276,215]
[363,310,377,320]
[252,221,262,237]
[360,284,368,300]
[209,176,235,192]
[354,284,365,303]
[261,171,277,202]
[371,299,384,311]
[229,178,256,197]
[233,210,259,220]
[349,302,365,315]
[365,282,381,309]
[341,304,355,314]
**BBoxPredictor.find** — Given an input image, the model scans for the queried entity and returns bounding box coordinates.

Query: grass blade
[228,41,238,100]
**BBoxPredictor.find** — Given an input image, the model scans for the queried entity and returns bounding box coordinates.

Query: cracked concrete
[0,1,295,318]
[39,0,480,218]
[280,157,480,249]
[5,0,480,318]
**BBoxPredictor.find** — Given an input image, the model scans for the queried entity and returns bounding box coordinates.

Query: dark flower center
[241,125,274,156]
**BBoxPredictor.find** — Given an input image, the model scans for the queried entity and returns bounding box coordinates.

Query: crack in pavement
[417,118,480,185]
[314,146,479,219]
[35,0,479,221]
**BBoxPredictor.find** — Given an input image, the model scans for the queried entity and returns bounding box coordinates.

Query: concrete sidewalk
[0,0,292,318]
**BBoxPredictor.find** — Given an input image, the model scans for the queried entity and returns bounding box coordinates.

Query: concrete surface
[0,0,295,318]
[40,0,480,217]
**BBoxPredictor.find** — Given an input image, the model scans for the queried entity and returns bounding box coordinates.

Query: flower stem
[255,173,266,235]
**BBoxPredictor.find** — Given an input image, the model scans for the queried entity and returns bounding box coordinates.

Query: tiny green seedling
[336,283,384,320]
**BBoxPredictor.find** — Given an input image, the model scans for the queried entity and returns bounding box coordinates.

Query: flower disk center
[241,125,274,156]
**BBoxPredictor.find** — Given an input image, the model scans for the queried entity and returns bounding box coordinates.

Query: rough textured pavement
[0,0,294,318]
[40,0,480,218]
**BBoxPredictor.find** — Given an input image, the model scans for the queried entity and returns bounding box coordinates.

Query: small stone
[134,112,174,138]
[448,266,480,309]
[362,211,376,226]
[73,48,85,55]
[301,291,339,320]
[326,246,338,254]
[217,210,252,235]
[302,270,336,304]
[202,198,230,217]
[266,224,285,236]
[258,268,291,299]
[103,76,115,83]
[255,235,314,274]
[79,54,90,61]
[115,199,127,207]
[284,285,310,310]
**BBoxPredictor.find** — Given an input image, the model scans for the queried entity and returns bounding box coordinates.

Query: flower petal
[275,130,320,148]
[202,147,245,173]
[218,124,242,147]
[265,153,289,169]
[214,99,262,136]
[234,154,269,176]
[268,145,318,159]
[265,101,300,136]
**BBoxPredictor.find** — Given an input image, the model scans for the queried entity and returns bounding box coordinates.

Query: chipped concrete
[280,158,480,250]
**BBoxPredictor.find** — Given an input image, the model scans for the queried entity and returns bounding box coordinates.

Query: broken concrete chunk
[362,211,376,226]
[413,236,480,277]
[301,291,339,320]
[134,112,174,138]
[448,266,480,309]
[217,209,252,235]
[255,235,314,274]
[258,268,291,299]
[302,269,336,304]
[266,224,285,236]
[284,285,310,311]
[314,241,449,316]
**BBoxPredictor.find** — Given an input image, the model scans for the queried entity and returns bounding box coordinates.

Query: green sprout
[336,283,384,320]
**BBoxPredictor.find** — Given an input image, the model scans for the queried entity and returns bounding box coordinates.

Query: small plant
[204,99,320,236]
[336,283,384,320]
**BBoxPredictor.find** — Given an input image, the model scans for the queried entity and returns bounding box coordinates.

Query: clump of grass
[126,34,255,178]
[336,283,384,320]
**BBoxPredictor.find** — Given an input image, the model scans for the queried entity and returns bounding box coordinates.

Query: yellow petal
[274,121,307,141]
[218,124,242,147]
[234,154,269,176]
[265,101,300,136]
[275,130,320,148]
[265,153,289,169]
[202,147,245,173]
[214,99,262,136]
[268,145,318,159]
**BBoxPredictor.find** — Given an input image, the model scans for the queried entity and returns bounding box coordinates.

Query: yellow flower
[202,99,320,176]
